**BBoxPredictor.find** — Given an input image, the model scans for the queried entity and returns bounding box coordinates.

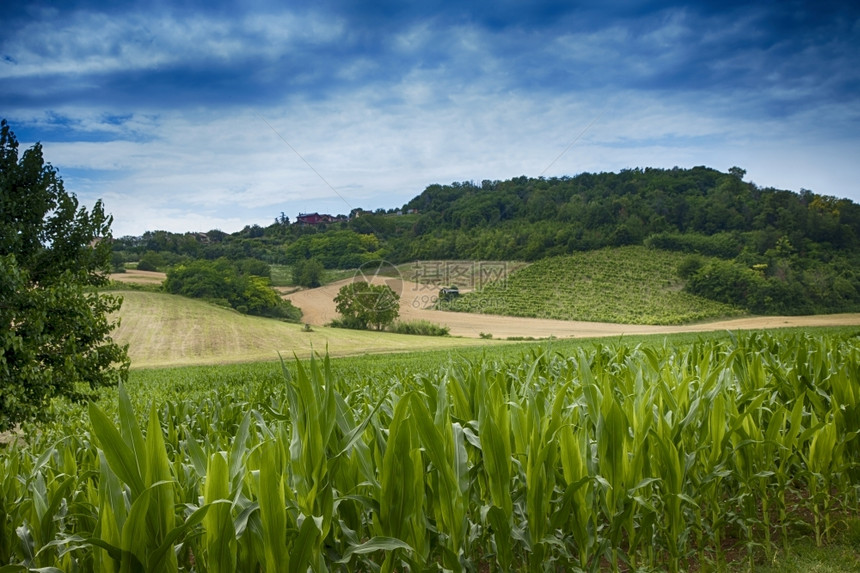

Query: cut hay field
[110,290,493,368]
[109,268,166,285]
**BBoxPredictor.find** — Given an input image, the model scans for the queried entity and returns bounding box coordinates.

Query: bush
[677,254,704,280]
[163,258,301,322]
[389,319,450,336]
[328,316,371,330]
[685,259,764,309]
[236,258,271,279]
[646,232,742,259]
[293,258,324,288]
[136,250,166,271]
[110,251,126,273]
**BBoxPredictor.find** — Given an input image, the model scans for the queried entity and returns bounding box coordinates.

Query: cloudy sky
[3,1,859,237]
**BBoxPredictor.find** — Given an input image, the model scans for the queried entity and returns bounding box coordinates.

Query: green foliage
[445,246,744,324]
[0,119,129,432]
[136,250,166,271]
[1,332,859,570]
[284,230,384,269]
[333,281,400,330]
[645,231,743,258]
[292,258,324,287]
[388,319,450,336]
[163,258,300,321]
[110,251,126,273]
[677,253,705,280]
[685,256,860,315]
[234,257,271,278]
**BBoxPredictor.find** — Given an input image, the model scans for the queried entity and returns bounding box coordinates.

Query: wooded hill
[113,166,860,316]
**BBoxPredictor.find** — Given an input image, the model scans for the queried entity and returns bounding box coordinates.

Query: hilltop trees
[0,119,129,431]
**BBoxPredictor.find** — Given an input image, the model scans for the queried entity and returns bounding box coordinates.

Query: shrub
[645,231,742,258]
[292,258,324,288]
[677,254,704,280]
[136,250,166,271]
[163,258,301,322]
[328,315,370,330]
[389,319,450,336]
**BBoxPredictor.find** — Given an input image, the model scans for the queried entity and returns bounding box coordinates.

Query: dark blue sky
[2,0,858,235]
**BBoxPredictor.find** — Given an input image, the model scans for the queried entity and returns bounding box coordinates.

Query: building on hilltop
[296,212,331,225]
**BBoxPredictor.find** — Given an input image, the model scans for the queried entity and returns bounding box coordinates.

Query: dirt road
[286,277,860,339]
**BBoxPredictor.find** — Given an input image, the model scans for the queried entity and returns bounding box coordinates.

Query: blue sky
[3,1,859,236]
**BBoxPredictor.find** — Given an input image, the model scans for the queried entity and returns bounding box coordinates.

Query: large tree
[334,281,399,330]
[0,119,129,431]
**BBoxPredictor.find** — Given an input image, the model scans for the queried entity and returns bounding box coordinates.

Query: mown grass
[443,246,746,324]
[109,290,493,367]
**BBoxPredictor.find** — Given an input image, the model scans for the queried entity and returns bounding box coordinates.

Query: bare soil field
[287,277,860,339]
[110,269,167,284]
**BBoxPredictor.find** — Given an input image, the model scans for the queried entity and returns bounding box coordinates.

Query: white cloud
[5,3,859,237]
[0,8,346,81]
[31,76,860,237]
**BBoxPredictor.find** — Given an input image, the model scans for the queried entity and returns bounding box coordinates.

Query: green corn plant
[806,415,839,546]
[410,388,468,571]
[695,383,733,567]
[650,416,692,573]
[557,407,597,571]
[476,372,515,571]
[88,385,211,572]
[282,355,336,563]
[595,387,631,572]
[375,394,426,572]
[202,452,236,573]
[829,355,860,506]
[522,380,566,571]
[93,451,124,573]
[256,438,290,573]
[620,355,658,570]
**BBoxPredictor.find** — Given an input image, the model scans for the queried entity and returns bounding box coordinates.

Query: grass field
[110,290,494,367]
[444,246,745,324]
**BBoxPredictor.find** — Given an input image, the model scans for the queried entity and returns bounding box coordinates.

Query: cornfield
[1,331,858,571]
